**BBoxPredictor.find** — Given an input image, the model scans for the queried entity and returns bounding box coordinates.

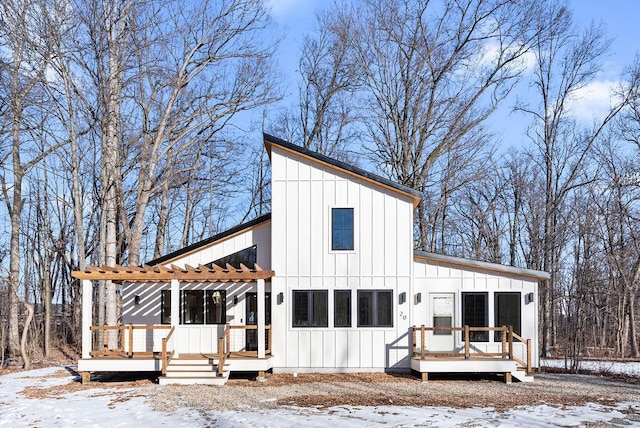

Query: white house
[72,134,549,385]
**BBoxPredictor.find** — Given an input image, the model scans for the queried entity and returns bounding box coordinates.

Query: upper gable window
[331,208,354,251]
[206,245,257,268]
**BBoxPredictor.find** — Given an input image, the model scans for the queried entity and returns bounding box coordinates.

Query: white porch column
[257,279,265,359]
[81,279,92,359]
[171,279,180,358]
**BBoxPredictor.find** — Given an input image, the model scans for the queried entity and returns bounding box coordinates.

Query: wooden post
[420,325,426,360]
[162,337,167,374]
[504,372,512,384]
[526,339,532,373]
[421,372,428,382]
[501,327,507,359]
[508,326,514,360]
[464,325,470,359]
[218,337,225,375]
[81,371,90,385]
[128,324,133,357]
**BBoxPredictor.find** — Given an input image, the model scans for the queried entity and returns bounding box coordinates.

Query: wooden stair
[159,356,229,385]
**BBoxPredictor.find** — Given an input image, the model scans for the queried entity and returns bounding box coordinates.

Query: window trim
[357,290,393,328]
[177,289,227,325]
[330,207,355,251]
[334,290,352,328]
[160,290,171,325]
[292,290,328,328]
[494,292,521,341]
[462,292,488,342]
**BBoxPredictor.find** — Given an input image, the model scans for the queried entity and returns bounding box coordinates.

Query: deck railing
[89,324,172,358]
[221,324,272,357]
[161,326,176,374]
[411,325,532,373]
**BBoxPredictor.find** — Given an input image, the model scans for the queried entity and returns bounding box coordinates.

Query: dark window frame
[161,290,171,325]
[494,292,521,341]
[462,292,488,342]
[178,289,227,325]
[331,208,354,251]
[334,290,352,328]
[357,290,393,328]
[206,289,227,324]
[292,290,328,327]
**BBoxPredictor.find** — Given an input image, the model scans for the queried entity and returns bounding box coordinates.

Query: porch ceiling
[71,263,274,283]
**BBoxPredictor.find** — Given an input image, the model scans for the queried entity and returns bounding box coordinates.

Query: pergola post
[170,279,180,358]
[257,278,265,359]
[81,279,92,359]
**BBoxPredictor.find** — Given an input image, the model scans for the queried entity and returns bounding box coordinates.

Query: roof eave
[414,251,550,280]
[264,133,422,208]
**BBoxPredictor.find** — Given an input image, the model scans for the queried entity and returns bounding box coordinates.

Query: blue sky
[264,0,640,150]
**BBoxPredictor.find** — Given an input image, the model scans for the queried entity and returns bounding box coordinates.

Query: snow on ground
[541,358,640,377]
[1,366,639,427]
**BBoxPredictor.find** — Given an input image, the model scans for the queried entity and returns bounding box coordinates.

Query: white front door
[429,293,455,352]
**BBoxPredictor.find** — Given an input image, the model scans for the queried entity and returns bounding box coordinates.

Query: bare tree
[348,0,538,250]
[515,0,636,357]
[0,0,57,365]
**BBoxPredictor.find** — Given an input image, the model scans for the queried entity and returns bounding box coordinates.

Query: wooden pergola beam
[72,263,274,283]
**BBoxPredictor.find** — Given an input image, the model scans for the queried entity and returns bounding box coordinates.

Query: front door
[430,293,455,351]
[245,292,271,351]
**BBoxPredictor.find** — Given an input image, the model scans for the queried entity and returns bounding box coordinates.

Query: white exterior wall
[165,220,271,269]
[413,257,540,367]
[270,147,415,372]
[121,281,270,354]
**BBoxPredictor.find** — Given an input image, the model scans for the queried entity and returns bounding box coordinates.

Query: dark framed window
[182,290,204,324]
[357,290,393,327]
[179,289,227,325]
[206,245,257,269]
[332,208,354,250]
[494,292,521,341]
[293,290,328,327]
[206,290,227,324]
[334,290,351,327]
[161,290,171,324]
[462,292,488,342]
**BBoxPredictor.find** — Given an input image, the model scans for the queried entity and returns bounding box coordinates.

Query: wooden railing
[89,324,172,357]
[411,325,532,373]
[218,324,231,375]
[161,326,175,374]
[225,324,272,356]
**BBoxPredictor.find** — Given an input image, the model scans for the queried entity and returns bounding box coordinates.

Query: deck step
[159,371,229,386]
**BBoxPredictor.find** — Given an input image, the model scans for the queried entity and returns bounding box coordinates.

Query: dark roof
[414,250,550,280]
[147,213,272,266]
[263,133,423,200]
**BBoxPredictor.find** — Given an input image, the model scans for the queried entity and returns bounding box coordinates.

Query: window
[180,290,227,325]
[292,290,328,327]
[332,208,354,250]
[334,290,351,327]
[206,245,257,268]
[357,290,393,327]
[182,290,204,324]
[462,293,488,341]
[206,290,227,324]
[494,292,521,341]
[161,290,171,324]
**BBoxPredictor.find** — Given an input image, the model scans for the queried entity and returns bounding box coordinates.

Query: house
[72,134,549,385]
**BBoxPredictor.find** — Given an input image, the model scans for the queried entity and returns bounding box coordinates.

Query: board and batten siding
[122,281,269,354]
[163,220,271,270]
[270,146,415,371]
[413,257,540,367]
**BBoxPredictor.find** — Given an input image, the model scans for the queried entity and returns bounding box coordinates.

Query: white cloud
[568,79,621,122]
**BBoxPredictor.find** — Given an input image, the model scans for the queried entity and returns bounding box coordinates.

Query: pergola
[72,263,275,360]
